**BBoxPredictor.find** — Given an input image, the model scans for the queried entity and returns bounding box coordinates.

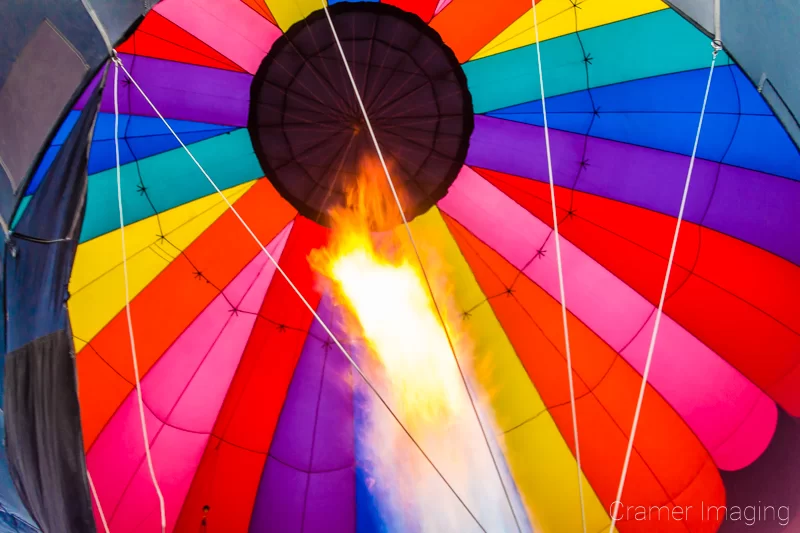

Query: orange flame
[309,157,522,531]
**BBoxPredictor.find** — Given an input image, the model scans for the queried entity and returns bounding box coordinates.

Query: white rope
[87,470,111,533]
[112,57,167,533]
[112,54,486,532]
[319,4,523,531]
[531,4,587,532]
[609,44,720,533]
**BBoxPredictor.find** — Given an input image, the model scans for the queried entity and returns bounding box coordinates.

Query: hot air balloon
[0,0,798,532]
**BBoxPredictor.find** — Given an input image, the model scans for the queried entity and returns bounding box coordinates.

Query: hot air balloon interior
[0,0,798,532]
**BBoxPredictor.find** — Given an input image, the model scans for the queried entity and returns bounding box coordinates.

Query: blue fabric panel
[24,111,81,195]
[487,66,800,179]
[0,416,39,533]
[31,112,235,180]
[88,114,234,173]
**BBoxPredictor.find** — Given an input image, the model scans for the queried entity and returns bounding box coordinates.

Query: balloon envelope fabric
[39,0,800,531]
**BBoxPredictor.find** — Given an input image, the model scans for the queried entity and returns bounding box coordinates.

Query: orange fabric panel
[443,213,726,532]
[174,216,328,532]
[117,11,246,72]
[241,0,278,26]
[430,0,540,62]
[478,167,800,416]
[77,180,296,449]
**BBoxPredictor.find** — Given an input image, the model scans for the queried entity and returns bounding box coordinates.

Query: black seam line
[124,137,164,236]
[474,64,733,115]
[470,158,798,271]
[299,330,330,532]
[127,29,244,70]
[471,1,587,58]
[444,209,719,488]
[485,174,800,337]
[466,6,680,66]
[452,235,682,517]
[94,125,233,141]
[269,454,354,476]
[256,78,350,122]
[363,11,403,106]
[475,290,704,532]
[369,54,458,116]
[468,169,799,409]
[253,100,350,128]
[68,185,250,296]
[105,249,285,522]
[77,250,280,454]
[481,112,800,187]
[280,24,355,117]
[366,30,428,111]
[377,127,461,162]
[372,83,465,123]
[76,219,298,457]
[359,15,380,106]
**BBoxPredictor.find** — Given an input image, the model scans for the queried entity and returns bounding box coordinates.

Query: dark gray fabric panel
[4,68,104,353]
[0,67,105,533]
[0,415,39,533]
[0,0,152,222]
[3,330,95,533]
[0,19,88,191]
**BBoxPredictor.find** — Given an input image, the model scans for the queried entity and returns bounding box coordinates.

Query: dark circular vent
[248,2,473,228]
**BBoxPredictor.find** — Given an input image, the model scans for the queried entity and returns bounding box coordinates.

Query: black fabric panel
[4,330,95,533]
[719,409,800,532]
[249,2,473,230]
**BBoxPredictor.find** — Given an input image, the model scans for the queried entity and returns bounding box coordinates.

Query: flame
[309,158,467,425]
[309,157,522,531]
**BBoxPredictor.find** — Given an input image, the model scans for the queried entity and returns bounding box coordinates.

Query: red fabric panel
[476,166,800,416]
[77,180,296,450]
[383,0,439,22]
[175,217,329,532]
[117,11,246,72]
[444,213,725,532]
[430,0,540,62]
[241,0,278,26]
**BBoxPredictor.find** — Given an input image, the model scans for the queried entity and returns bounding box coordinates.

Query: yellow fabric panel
[471,0,668,60]
[266,0,326,31]
[68,182,255,351]
[406,209,612,533]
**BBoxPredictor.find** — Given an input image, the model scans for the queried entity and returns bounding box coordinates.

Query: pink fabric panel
[438,166,777,470]
[88,393,162,528]
[434,0,454,15]
[155,0,281,74]
[107,425,208,533]
[87,222,292,532]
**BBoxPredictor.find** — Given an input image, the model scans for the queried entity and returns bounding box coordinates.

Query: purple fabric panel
[267,312,331,471]
[75,54,251,126]
[249,297,355,532]
[311,331,354,472]
[466,115,800,264]
[303,468,356,533]
[250,458,307,533]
